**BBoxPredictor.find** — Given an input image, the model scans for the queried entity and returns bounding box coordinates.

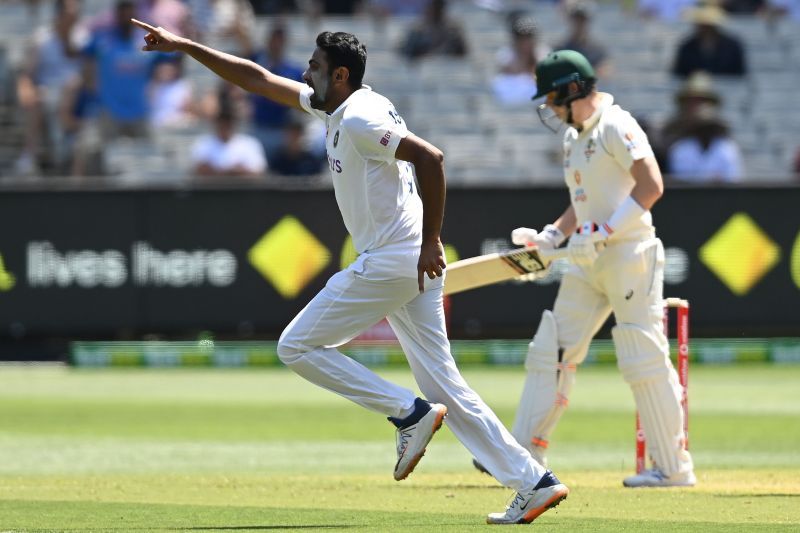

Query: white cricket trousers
[277,246,546,490]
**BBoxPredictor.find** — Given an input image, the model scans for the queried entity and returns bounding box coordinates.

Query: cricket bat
[443,246,568,296]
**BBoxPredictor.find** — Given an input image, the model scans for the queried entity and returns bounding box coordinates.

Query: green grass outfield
[0,363,798,532]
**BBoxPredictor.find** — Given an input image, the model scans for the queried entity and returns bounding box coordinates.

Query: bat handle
[538,247,570,263]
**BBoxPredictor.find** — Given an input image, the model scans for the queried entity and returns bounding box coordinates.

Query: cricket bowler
[131,19,568,524]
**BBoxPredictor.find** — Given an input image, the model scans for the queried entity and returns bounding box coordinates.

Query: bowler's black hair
[315,32,367,90]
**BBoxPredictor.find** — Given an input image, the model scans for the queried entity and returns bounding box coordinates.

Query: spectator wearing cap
[656,71,722,165]
[398,0,468,61]
[671,3,747,77]
[553,1,610,77]
[234,21,304,162]
[491,12,550,107]
[667,105,742,183]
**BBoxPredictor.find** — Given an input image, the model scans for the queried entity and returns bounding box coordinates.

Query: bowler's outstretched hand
[131,18,184,52]
[418,239,446,293]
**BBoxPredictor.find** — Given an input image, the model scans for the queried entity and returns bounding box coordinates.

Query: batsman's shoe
[389,398,447,481]
[486,471,569,525]
[623,468,696,488]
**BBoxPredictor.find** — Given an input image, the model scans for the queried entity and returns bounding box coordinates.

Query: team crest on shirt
[584,139,596,162]
[333,130,340,148]
[574,170,582,185]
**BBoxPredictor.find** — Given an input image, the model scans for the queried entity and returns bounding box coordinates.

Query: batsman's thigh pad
[552,271,612,365]
[613,323,692,476]
[512,311,576,457]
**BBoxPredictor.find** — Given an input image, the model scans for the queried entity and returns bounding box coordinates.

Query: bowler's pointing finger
[130,18,157,33]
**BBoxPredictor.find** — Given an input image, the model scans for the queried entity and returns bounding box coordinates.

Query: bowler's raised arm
[131,18,305,111]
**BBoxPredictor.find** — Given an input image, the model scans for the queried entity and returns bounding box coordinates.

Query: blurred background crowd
[0,0,798,187]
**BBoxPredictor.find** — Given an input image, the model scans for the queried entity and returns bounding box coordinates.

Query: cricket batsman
[132,19,569,524]
[496,50,695,487]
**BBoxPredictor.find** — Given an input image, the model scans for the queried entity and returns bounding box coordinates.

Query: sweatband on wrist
[542,224,566,247]
[602,196,646,237]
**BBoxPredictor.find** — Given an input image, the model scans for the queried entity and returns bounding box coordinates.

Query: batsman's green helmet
[532,49,596,100]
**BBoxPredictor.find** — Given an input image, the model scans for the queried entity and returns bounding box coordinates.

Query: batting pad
[613,324,693,477]
[512,311,575,462]
[524,310,559,372]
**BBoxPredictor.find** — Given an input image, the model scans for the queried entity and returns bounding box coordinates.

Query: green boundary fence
[71,338,800,368]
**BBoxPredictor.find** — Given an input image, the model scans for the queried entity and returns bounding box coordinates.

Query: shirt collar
[578,92,613,133]
[329,85,372,117]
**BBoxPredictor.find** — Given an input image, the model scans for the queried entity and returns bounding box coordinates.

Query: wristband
[542,224,566,247]
[601,196,646,238]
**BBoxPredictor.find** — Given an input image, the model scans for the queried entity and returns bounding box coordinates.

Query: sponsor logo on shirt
[574,187,587,203]
[333,130,340,148]
[380,131,392,146]
[327,154,342,173]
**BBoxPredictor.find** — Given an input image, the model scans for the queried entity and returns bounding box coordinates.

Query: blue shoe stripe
[533,470,560,490]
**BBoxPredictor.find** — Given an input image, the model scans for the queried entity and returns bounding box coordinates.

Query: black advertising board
[0,187,798,341]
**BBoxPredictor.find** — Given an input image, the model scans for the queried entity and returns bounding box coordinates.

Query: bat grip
[538,247,570,263]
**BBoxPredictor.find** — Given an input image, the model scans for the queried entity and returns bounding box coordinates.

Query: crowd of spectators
[1,0,798,184]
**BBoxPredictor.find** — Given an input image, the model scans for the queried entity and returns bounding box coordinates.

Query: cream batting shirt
[562,93,655,241]
[299,86,422,254]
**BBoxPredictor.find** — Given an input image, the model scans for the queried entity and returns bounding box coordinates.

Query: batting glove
[511,224,565,250]
[567,231,606,267]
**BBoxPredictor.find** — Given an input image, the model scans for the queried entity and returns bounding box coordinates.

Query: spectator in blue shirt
[83,0,158,138]
[234,20,304,162]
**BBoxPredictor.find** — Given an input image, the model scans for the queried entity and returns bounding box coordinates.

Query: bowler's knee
[277,327,308,365]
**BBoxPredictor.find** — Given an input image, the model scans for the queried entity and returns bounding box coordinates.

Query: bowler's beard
[309,78,330,110]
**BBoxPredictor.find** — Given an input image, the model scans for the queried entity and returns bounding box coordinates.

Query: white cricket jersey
[562,93,655,241]
[299,85,422,254]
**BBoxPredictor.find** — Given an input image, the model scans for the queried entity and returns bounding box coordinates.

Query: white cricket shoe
[623,468,696,488]
[391,399,447,481]
[486,471,569,525]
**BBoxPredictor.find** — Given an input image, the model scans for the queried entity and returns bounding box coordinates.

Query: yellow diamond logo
[339,236,358,270]
[0,253,16,292]
[248,216,330,299]
[699,213,780,296]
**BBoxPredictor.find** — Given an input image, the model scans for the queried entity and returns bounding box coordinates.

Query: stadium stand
[0,0,797,184]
